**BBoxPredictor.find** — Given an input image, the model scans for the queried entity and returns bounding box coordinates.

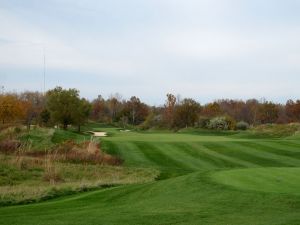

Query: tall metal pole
[43,46,46,95]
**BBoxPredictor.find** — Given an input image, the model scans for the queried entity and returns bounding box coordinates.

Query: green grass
[1,124,300,224]
[211,167,300,195]
[18,127,91,151]
[19,128,55,150]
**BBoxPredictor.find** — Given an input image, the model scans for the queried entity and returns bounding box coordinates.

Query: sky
[0,0,300,105]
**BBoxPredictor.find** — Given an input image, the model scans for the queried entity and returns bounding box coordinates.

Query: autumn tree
[201,102,222,118]
[128,96,139,124]
[174,98,200,128]
[108,93,122,123]
[286,100,300,122]
[19,91,45,129]
[91,95,110,122]
[122,96,149,125]
[243,99,259,125]
[163,93,177,128]
[218,99,245,122]
[0,94,23,124]
[258,101,279,124]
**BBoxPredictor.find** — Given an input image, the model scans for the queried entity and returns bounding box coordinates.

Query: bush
[225,115,236,130]
[208,116,236,130]
[139,114,162,130]
[236,121,249,130]
[197,117,210,128]
[14,127,22,134]
[208,117,229,130]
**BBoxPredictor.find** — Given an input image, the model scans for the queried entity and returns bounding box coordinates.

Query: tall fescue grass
[0,154,159,206]
[0,126,159,206]
[243,123,300,138]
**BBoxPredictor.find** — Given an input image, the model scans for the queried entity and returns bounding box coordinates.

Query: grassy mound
[235,123,300,139]
[211,167,300,195]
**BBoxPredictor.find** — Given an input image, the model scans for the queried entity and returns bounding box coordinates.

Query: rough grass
[1,124,300,224]
[235,123,300,139]
[0,154,159,206]
[0,125,158,206]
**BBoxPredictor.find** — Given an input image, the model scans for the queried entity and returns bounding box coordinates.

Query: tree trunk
[63,123,68,130]
[78,124,81,133]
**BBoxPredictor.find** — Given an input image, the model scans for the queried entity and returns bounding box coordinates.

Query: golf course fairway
[1,127,300,225]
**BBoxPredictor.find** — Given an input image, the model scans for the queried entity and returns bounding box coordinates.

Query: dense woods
[1,87,300,130]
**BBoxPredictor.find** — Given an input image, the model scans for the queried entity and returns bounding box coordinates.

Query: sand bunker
[89,132,107,137]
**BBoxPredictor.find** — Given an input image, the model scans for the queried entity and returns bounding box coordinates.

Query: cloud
[1,1,300,104]
[0,8,136,75]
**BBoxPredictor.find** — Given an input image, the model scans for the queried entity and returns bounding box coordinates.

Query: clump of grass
[0,139,21,154]
[49,140,123,166]
[19,128,55,152]
[250,123,300,138]
[43,151,63,184]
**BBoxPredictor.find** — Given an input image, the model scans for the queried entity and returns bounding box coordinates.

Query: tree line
[1,87,300,131]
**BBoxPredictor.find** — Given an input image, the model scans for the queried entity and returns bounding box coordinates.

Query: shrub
[14,127,22,134]
[197,117,210,128]
[139,114,162,130]
[225,115,236,130]
[208,117,229,130]
[236,121,250,130]
[208,116,236,130]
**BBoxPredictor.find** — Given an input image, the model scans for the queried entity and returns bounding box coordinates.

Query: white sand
[90,132,107,137]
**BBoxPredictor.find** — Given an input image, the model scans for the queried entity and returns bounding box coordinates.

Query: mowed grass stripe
[120,142,156,167]
[254,141,300,158]
[219,142,289,167]
[170,142,218,170]
[188,142,250,168]
[271,141,300,152]
[237,142,300,166]
[221,142,295,167]
[154,143,212,171]
[103,141,155,167]
[272,140,300,151]
[201,142,261,168]
[176,142,232,168]
[133,142,193,172]
[106,140,214,171]
[189,142,251,168]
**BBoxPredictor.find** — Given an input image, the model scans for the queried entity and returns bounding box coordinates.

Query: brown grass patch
[54,141,123,166]
[15,140,123,166]
[0,139,21,154]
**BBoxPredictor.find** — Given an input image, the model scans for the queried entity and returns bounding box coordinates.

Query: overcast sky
[0,0,300,105]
